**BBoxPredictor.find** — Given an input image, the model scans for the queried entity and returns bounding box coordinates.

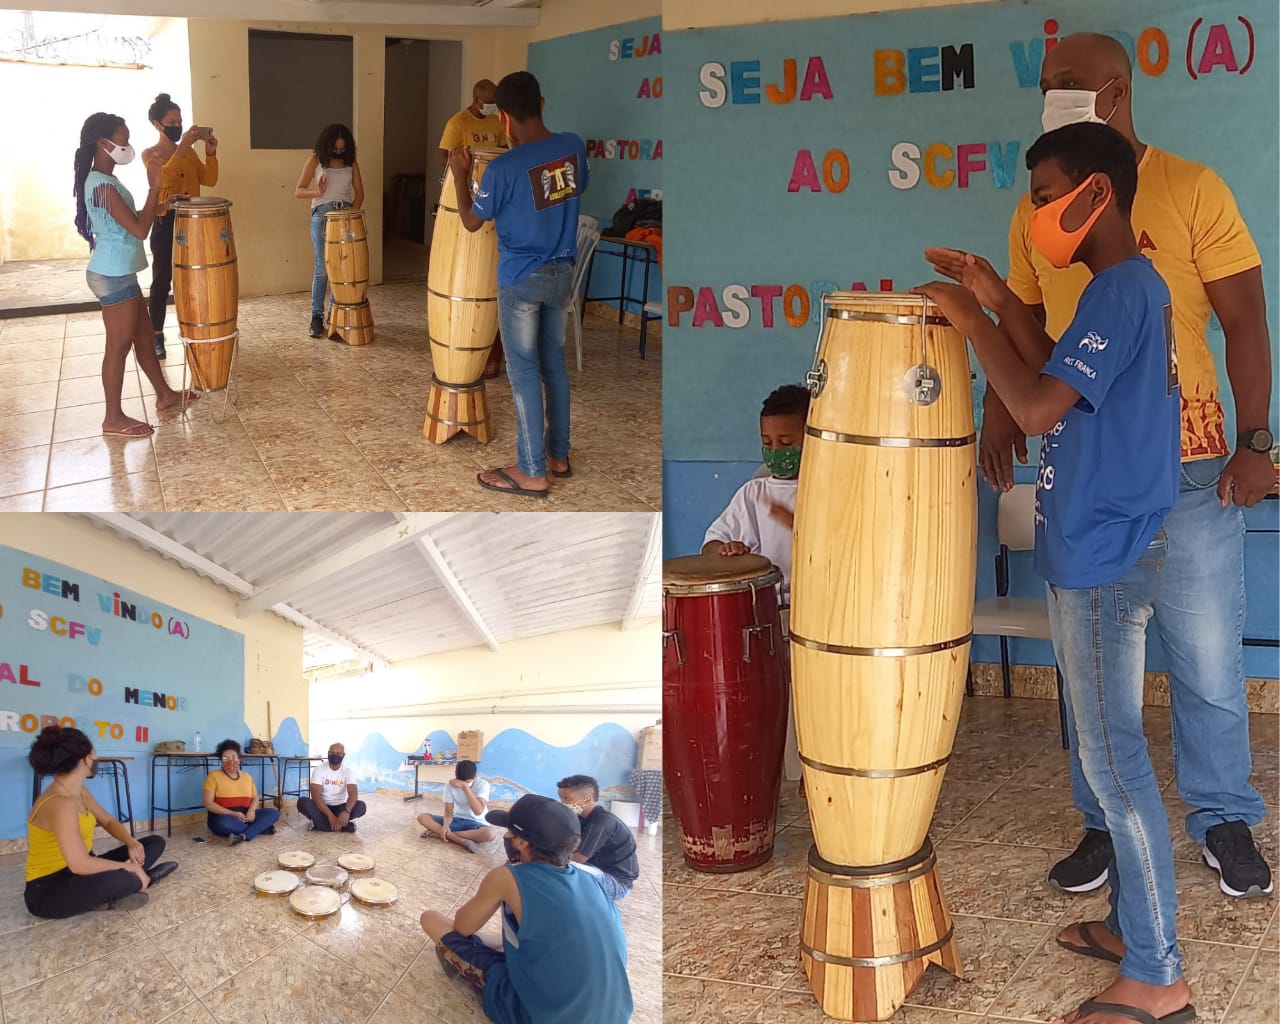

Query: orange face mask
[1029,174,1110,269]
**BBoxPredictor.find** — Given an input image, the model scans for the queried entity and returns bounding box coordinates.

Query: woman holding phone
[294,123,363,338]
[140,93,219,359]
[73,111,197,438]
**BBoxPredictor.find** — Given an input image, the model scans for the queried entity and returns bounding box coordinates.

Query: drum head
[337,852,375,873]
[823,291,947,323]
[663,553,781,595]
[305,864,350,888]
[174,197,231,210]
[350,877,399,906]
[278,850,315,870]
[254,870,301,895]
[288,885,343,919]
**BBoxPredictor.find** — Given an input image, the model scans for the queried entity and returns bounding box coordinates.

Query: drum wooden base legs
[423,378,491,444]
[327,301,374,346]
[800,840,960,1021]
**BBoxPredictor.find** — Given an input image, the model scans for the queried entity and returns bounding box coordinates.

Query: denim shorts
[86,270,142,307]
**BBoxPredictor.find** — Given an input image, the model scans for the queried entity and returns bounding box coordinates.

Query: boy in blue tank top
[915,122,1190,1024]
[420,794,632,1024]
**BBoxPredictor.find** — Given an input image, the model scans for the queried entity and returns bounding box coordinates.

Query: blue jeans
[207,806,279,841]
[498,261,574,478]
[1066,456,1265,844]
[310,202,348,317]
[575,862,632,901]
[1049,532,1183,987]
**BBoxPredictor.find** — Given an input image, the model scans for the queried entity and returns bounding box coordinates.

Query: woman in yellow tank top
[25,725,178,919]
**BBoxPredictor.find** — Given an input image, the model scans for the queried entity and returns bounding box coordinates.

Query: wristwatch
[1237,428,1274,454]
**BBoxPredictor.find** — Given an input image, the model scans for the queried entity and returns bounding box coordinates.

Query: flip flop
[551,459,573,479]
[1071,1000,1196,1024]
[477,468,549,499]
[102,422,154,438]
[1055,921,1123,965]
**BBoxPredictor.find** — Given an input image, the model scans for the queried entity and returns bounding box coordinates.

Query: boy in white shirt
[702,384,809,604]
[417,760,498,854]
[297,742,366,832]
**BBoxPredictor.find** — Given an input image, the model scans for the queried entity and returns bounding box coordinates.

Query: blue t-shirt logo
[529,154,582,210]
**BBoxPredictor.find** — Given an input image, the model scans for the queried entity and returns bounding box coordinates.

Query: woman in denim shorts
[73,112,195,437]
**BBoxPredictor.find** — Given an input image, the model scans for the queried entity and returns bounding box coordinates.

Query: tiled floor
[662,697,1280,1024]
[0,282,661,511]
[0,258,152,312]
[0,791,661,1024]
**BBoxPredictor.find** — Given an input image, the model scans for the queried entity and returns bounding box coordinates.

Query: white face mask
[1041,78,1117,133]
[104,140,136,166]
[480,103,497,117]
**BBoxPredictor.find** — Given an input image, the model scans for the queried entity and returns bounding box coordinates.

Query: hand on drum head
[715,541,752,557]
[448,145,474,180]
[910,282,983,330]
[979,390,1028,493]
[923,248,1014,314]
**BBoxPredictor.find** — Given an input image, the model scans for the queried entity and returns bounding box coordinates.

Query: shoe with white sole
[1203,820,1273,898]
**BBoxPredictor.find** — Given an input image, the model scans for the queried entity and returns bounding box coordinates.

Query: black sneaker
[1203,821,1274,898]
[1048,829,1113,893]
[342,822,357,833]
[147,861,179,884]
[308,314,325,338]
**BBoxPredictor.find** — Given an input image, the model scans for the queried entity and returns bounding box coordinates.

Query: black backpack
[605,198,662,236]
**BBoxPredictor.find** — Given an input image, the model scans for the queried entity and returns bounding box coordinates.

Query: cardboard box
[637,725,662,770]
[457,730,484,762]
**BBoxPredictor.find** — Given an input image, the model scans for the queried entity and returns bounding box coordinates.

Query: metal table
[33,756,136,837]
[280,756,326,800]
[150,753,280,836]
[582,236,661,358]
[404,757,476,802]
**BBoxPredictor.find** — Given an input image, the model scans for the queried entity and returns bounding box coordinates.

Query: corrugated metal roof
[77,513,661,669]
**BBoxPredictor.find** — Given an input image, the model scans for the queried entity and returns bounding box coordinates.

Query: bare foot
[156,389,200,412]
[1053,976,1193,1024]
[477,465,548,496]
[102,415,153,438]
[1057,920,1126,963]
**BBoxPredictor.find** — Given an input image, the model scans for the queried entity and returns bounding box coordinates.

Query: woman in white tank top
[294,123,364,338]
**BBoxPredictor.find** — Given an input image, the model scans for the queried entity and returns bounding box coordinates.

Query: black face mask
[329,755,344,767]
[331,148,347,160]
[503,837,520,863]
[163,125,183,142]
[87,758,100,779]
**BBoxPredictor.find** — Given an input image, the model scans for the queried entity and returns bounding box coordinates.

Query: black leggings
[149,211,175,336]
[24,834,165,919]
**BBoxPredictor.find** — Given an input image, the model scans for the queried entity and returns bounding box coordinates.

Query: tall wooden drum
[424,147,502,444]
[792,292,976,1020]
[172,197,238,393]
[663,554,788,873]
[324,209,374,346]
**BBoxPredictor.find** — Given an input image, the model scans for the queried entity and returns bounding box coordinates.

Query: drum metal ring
[799,752,951,779]
[427,287,497,303]
[789,630,971,657]
[800,925,955,968]
[662,568,783,597]
[174,258,237,271]
[429,335,495,352]
[805,426,975,448]
[826,309,951,326]
[806,842,938,888]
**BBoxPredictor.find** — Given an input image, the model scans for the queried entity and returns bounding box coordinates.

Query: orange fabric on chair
[624,227,662,268]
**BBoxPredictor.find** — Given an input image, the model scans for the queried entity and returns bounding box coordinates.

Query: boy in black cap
[419,794,633,1024]
[557,774,639,901]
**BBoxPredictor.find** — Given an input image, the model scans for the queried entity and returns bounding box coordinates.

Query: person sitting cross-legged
[296,743,366,833]
[202,739,279,845]
[418,759,496,853]
[557,774,639,901]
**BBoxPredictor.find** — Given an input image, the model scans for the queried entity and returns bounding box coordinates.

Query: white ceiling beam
[237,512,455,619]
[0,0,540,26]
[79,513,387,669]
[621,513,662,630]
[412,535,501,651]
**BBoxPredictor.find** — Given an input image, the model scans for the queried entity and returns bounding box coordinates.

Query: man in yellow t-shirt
[980,33,1273,915]
[438,79,506,169]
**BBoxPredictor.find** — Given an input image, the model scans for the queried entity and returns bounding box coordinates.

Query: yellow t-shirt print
[1008,146,1262,461]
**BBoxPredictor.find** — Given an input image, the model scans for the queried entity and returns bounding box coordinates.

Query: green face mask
[762,445,802,478]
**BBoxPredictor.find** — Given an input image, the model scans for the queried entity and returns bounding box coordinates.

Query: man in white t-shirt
[702,383,809,605]
[297,742,366,833]
[416,760,497,854]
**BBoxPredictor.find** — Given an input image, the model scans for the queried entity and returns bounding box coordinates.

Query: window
[248,29,353,150]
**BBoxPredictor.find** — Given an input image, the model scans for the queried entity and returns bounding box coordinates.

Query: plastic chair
[569,215,602,371]
[969,483,1068,747]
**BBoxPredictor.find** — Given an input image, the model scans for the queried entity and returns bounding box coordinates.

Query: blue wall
[661,0,1279,679]
[529,17,663,312]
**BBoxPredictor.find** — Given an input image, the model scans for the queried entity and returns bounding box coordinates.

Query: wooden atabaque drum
[172,197,238,392]
[663,553,788,873]
[791,292,976,1020]
[324,208,374,346]
[424,147,502,443]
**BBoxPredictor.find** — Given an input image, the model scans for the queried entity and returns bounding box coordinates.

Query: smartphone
[194,126,213,142]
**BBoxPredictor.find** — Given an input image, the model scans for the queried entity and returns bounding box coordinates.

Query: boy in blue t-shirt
[916,122,1190,1024]
[447,71,589,501]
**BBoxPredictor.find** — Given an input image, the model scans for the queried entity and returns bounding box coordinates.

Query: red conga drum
[663,553,788,872]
